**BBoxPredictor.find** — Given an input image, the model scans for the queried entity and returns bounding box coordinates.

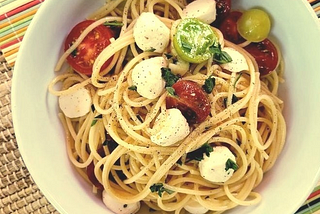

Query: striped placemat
[0,0,319,214]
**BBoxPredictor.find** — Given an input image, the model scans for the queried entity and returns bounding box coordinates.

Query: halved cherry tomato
[218,11,245,44]
[166,80,210,124]
[244,39,279,76]
[213,0,231,26]
[64,20,114,76]
[86,147,105,190]
[173,18,218,63]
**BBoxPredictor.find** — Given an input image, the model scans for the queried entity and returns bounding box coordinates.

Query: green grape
[237,8,271,42]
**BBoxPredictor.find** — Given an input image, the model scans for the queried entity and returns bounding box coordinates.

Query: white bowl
[12,0,320,214]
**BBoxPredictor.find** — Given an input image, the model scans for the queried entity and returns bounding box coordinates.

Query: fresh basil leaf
[225,159,239,171]
[164,53,173,59]
[234,72,243,87]
[161,67,179,87]
[202,75,215,94]
[91,104,96,112]
[136,114,143,123]
[150,183,174,197]
[181,41,192,52]
[224,94,239,107]
[71,48,78,57]
[210,42,232,64]
[186,143,213,161]
[103,21,124,27]
[128,85,137,91]
[166,87,177,97]
[91,114,102,126]
[145,47,156,52]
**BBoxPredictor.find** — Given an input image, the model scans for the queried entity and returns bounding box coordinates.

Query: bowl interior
[12,0,320,214]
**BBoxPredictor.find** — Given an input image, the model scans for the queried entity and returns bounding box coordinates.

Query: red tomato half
[166,80,211,124]
[86,146,105,190]
[218,11,245,44]
[213,0,231,26]
[64,20,114,75]
[244,39,279,76]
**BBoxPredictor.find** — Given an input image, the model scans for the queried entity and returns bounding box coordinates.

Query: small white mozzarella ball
[199,146,237,183]
[131,57,166,99]
[102,190,140,214]
[220,47,249,72]
[168,56,190,76]
[151,108,190,146]
[133,12,170,53]
[182,0,217,24]
[184,199,209,214]
[58,87,92,118]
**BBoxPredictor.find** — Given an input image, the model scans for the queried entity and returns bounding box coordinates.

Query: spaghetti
[49,0,286,213]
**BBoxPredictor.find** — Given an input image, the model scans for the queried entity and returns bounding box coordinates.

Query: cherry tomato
[86,147,105,190]
[173,18,218,63]
[213,0,231,26]
[218,11,245,44]
[64,20,114,75]
[244,39,279,76]
[166,80,211,124]
[237,9,271,42]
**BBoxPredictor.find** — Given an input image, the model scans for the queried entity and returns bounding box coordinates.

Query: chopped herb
[176,159,182,165]
[91,104,96,112]
[172,58,178,64]
[150,183,174,197]
[164,53,173,59]
[209,42,232,64]
[224,94,239,107]
[234,72,243,87]
[91,114,103,126]
[136,114,143,123]
[102,140,108,146]
[91,120,98,126]
[149,208,156,212]
[128,85,137,91]
[103,21,124,27]
[166,87,177,97]
[225,159,239,171]
[186,143,213,161]
[145,47,156,52]
[181,41,192,52]
[202,75,215,94]
[71,48,78,57]
[161,67,179,87]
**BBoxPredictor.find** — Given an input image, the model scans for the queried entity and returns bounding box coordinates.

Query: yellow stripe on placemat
[0,0,34,14]
[0,0,42,66]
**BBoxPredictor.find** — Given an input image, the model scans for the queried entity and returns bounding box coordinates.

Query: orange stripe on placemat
[0,26,28,43]
[3,46,18,58]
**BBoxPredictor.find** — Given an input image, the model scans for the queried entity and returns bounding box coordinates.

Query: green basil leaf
[128,85,137,91]
[225,159,239,171]
[202,75,215,93]
[150,183,174,197]
[186,143,213,161]
[103,21,124,27]
[161,67,179,87]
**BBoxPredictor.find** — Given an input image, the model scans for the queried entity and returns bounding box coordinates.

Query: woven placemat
[0,54,59,214]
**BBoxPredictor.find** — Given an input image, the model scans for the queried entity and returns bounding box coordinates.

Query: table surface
[0,0,319,214]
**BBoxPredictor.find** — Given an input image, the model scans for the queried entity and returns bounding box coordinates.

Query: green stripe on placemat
[0,0,319,214]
